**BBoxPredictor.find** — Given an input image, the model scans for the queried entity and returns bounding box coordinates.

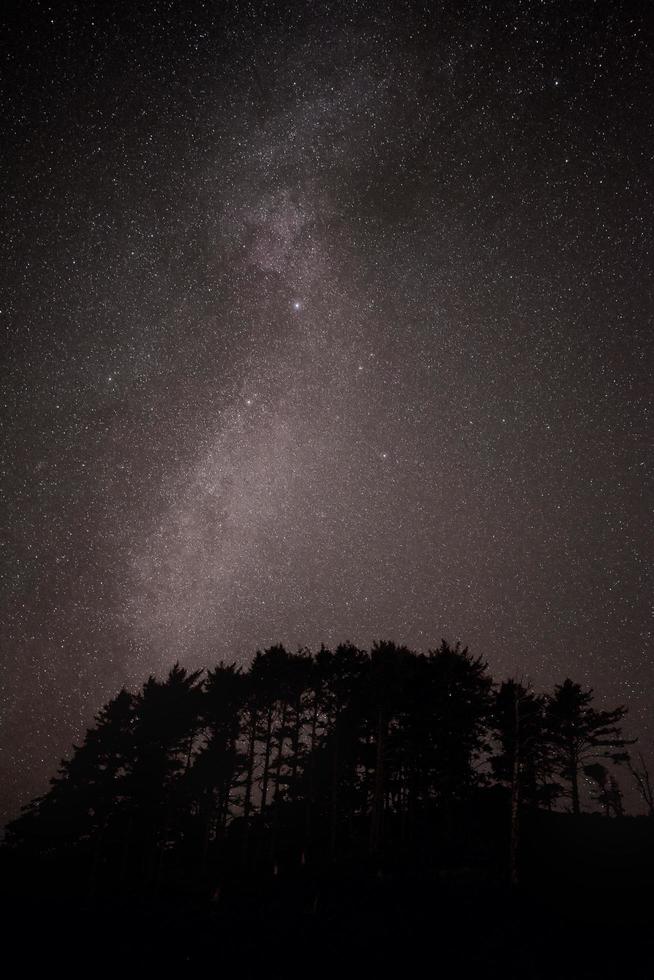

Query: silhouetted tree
[420,641,493,805]
[5,688,135,887]
[584,762,624,817]
[545,679,633,815]
[269,648,313,860]
[249,647,290,825]
[192,662,245,861]
[366,641,412,853]
[492,681,551,884]
[627,752,654,816]
[6,638,644,904]
[128,664,203,884]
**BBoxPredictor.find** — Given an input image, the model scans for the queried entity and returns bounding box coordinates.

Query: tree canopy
[5,641,636,893]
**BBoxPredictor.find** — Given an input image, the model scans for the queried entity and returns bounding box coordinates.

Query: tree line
[6,640,645,892]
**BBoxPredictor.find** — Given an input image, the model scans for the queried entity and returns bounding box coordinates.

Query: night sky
[2,1,651,824]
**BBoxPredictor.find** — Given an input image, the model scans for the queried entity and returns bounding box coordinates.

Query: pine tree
[545,679,633,815]
[491,681,558,885]
[128,664,203,883]
[5,688,134,883]
[193,662,246,860]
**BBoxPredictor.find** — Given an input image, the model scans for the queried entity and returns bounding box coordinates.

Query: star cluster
[1,1,651,822]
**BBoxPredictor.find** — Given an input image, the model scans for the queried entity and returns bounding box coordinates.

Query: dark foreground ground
[3,812,653,978]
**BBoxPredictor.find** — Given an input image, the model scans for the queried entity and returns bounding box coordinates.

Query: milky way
[2,2,651,822]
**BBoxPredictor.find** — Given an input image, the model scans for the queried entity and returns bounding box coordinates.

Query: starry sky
[1,0,652,823]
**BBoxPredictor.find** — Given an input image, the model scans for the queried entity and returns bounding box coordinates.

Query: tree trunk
[628,755,654,816]
[242,706,257,863]
[305,694,320,848]
[569,741,580,815]
[272,702,288,804]
[260,707,274,814]
[269,702,288,860]
[370,707,386,854]
[509,696,520,887]
[243,710,257,819]
[290,697,303,802]
[329,719,340,861]
[119,815,133,883]
[201,789,214,864]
